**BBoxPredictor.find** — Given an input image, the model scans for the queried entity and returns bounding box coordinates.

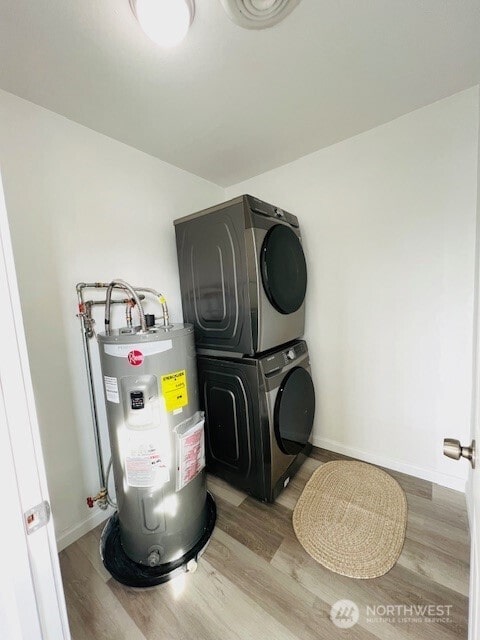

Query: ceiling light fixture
[130,0,195,48]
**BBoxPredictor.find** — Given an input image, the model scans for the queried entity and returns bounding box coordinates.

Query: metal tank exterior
[97,323,207,566]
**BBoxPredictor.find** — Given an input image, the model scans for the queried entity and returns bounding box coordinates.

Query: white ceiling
[0,0,479,186]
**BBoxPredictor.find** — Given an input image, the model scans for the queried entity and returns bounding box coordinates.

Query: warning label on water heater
[104,376,119,404]
[124,427,169,488]
[161,370,188,412]
[176,415,205,491]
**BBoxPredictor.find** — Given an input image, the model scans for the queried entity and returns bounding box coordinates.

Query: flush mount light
[130,0,195,48]
[219,0,301,29]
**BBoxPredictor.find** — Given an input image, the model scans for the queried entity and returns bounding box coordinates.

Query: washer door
[274,366,315,455]
[261,224,307,314]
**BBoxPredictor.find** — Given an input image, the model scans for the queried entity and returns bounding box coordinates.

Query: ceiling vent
[219,0,301,29]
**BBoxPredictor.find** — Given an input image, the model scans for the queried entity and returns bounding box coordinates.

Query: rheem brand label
[127,350,144,366]
[104,341,172,358]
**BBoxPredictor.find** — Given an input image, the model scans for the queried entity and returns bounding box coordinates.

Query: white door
[467,248,480,639]
[0,170,70,639]
[469,432,480,636]
[466,130,480,640]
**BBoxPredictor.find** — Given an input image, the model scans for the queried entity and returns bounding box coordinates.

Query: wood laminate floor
[59,448,470,639]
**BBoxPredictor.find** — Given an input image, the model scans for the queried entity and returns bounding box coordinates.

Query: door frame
[467,94,480,640]
[0,169,70,639]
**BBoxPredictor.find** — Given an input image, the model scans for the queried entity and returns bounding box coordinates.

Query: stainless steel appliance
[174,194,307,356]
[197,340,315,501]
[77,279,215,587]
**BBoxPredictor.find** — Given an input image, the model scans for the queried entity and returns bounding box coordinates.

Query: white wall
[0,85,477,555]
[227,87,480,490]
[0,89,224,548]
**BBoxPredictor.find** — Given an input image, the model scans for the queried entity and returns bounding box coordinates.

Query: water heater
[79,279,215,587]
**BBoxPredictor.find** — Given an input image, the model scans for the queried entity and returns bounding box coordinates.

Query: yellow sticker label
[161,370,188,412]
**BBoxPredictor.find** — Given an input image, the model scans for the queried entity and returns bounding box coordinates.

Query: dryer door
[274,366,315,455]
[261,224,307,314]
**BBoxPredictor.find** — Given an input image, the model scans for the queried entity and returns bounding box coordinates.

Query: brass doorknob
[443,438,476,468]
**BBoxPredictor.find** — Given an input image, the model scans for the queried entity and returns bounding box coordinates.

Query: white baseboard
[311,435,467,493]
[55,506,114,552]
[54,439,467,553]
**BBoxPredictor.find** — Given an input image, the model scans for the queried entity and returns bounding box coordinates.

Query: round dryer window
[261,225,307,314]
[274,366,315,455]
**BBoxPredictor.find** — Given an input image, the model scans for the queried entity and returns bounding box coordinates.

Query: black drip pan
[100,491,216,588]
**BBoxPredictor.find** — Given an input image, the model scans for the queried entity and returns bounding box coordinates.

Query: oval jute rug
[293,460,407,579]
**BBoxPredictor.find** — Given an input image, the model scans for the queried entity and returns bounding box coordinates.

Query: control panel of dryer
[246,195,299,228]
[262,340,307,375]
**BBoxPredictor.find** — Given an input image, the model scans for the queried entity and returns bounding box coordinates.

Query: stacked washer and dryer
[174,195,315,502]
